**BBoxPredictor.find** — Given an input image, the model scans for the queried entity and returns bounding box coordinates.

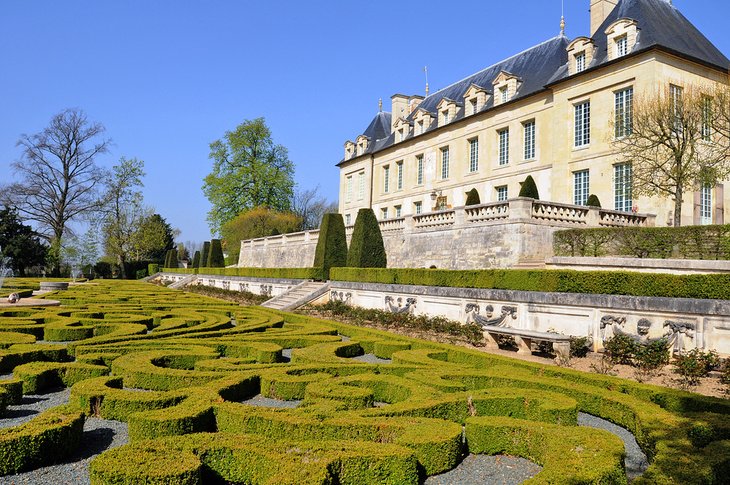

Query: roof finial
[378,98,383,112]
[560,0,565,35]
[424,66,430,97]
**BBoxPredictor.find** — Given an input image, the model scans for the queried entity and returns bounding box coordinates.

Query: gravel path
[351,353,392,364]
[578,412,648,481]
[0,417,128,485]
[0,388,70,429]
[425,455,542,485]
[242,394,302,408]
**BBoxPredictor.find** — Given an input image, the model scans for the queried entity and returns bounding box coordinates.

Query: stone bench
[482,326,571,359]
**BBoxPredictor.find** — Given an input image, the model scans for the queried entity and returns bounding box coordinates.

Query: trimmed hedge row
[162,267,324,280]
[554,224,730,259]
[330,267,730,300]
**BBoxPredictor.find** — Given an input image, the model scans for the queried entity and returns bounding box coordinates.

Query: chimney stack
[590,0,618,37]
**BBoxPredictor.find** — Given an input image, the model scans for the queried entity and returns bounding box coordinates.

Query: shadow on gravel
[1,408,38,419]
[72,427,117,461]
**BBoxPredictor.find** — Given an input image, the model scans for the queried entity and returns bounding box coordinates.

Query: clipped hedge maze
[0,280,728,484]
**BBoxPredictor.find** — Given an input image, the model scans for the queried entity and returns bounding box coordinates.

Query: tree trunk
[674,186,683,227]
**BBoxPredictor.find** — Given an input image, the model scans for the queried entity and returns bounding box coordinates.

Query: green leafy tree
[346,208,387,268]
[221,206,301,263]
[132,213,176,263]
[0,207,48,276]
[313,213,347,279]
[202,118,295,234]
[200,242,211,269]
[0,109,110,275]
[465,188,481,206]
[207,239,225,268]
[518,175,540,199]
[102,157,145,279]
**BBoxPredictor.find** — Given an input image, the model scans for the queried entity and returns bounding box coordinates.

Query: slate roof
[340,0,729,165]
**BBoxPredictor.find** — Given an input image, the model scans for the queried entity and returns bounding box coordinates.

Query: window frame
[574,101,591,147]
[614,87,634,139]
[383,165,390,193]
[614,163,633,212]
[496,185,508,202]
[701,184,713,225]
[573,169,590,206]
[414,201,422,215]
[498,128,510,166]
[468,138,479,173]
[440,147,450,180]
[416,155,424,185]
[523,120,536,160]
[396,161,403,190]
[616,35,628,57]
[575,51,586,73]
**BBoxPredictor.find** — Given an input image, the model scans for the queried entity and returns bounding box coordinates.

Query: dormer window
[567,37,596,76]
[463,83,490,115]
[356,135,369,155]
[413,108,436,135]
[417,120,424,135]
[344,141,355,160]
[605,18,638,61]
[442,110,450,124]
[437,98,460,127]
[393,118,411,143]
[492,71,521,106]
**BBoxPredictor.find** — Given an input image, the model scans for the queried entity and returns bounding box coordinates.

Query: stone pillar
[586,207,601,227]
[454,206,466,227]
[508,198,533,222]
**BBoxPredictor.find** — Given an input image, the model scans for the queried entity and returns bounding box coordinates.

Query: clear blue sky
[1,0,728,243]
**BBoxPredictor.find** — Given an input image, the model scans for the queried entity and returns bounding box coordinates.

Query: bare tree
[613,84,730,226]
[291,186,339,230]
[2,109,110,274]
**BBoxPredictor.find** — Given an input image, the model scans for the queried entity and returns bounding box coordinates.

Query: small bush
[465,189,481,206]
[147,264,159,276]
[633,339,670,381]
[135,269,147,280]
[518,175,539,199]
[604,335,637,365]
[674,349,721,388]
[586,194,602,208]
[346,208,387,268]
[569,336,591,358]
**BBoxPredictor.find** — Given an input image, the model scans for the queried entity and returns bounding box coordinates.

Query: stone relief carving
[238,283,250,292]
[384,296,416,314]
[600,315,696,354]
[663,320,696,353]
[330,291,352,304]
[260,285,273,298]
[600,315,627,341]
[465,304,515,328]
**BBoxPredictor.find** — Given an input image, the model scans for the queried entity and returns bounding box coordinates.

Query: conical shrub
[200,242,210,269]
[207,239,225,268]
[313,213,347,280]
[192,251,201,268]
[518,175,540,199]
[587,194,602,208]
[346,208,386,268]
[465,188,481,206]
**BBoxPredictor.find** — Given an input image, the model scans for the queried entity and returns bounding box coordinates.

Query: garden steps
[261,281,330,311]
[168,274,197,290]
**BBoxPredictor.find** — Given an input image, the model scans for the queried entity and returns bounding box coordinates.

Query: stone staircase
[169,274,197,290]
[260,281,330,311]
[513,257,547,269]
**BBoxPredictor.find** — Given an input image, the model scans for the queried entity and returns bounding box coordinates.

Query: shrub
[191,251,201,269]
[313,213,347,280]
[633,339,670,381]
[586,194,602,208]
[465,189,481,206]
[207,240,225,268]
[135,269,147,280]
[674,350,721,388]
[569,336,591,358]
[163,250,177,269]
[346,209,386,268]
[200,242,210,269]
[518,175,539,199]
[603,334,637,365]
[147,264,159,276]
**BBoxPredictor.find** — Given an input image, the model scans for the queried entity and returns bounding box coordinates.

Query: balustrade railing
[598,209,650,227]
[532,201,589,225]
[378,218,405,232]
[465,202,510,223]
[413,210,456,229]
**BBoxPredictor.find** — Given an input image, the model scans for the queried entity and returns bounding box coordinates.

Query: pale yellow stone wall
[339,50,730,228]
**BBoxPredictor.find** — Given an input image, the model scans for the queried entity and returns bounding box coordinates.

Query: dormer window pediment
[605,18,638,61]
[492,71,522,106]
[567,37,596,75]
[393,117,412,143]
[413,108,436,135]
[355,135,370,156]
[463,84,491,116]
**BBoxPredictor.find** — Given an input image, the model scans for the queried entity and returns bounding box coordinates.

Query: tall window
[381,207,388,220]
[416,155,424,185]
[574,101,591,147]
[383,165,390,193]
[469,139,479,172]
[470,99,478,115]
[499,86,508,103]
[523,120,536,160]
[395,205,402,218]
[414,201,422,215]
[358,171,365,200]
[345,214,351,226]
[573,170,590,206]
[702,96,713,141]
[345,175,353,203]
[496,185,508,202]
[614,163,633,212]
[575,52,586,73]
[442,110,450,124]
[615,87,634,138]
[670,84,683,131]
[396,161,403,190]
[616,35,628,57]
[701,185,713,225]
[498,129,510,165]
[441,147,450,179]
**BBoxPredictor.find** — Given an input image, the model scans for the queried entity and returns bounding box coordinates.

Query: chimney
[590,0,618,37]
[390,94,409,131]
